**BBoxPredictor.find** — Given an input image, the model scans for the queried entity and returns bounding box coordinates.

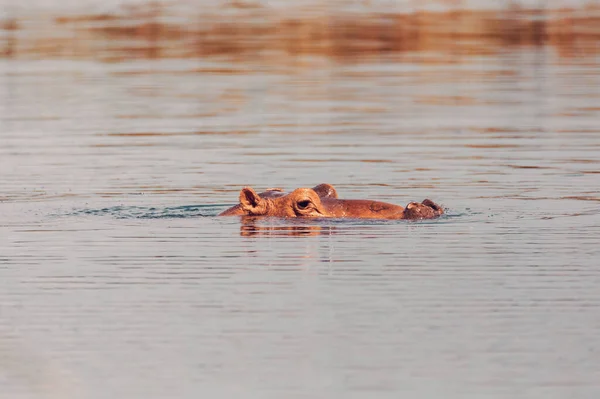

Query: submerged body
[219,184,443,220]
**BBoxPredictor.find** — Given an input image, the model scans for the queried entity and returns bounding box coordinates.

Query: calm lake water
[1,47,600,398]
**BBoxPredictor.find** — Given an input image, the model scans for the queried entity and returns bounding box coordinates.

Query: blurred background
[2,0,599,61]
[1,1,600,399]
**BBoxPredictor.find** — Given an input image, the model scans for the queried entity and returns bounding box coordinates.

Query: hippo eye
[297,200,312,210]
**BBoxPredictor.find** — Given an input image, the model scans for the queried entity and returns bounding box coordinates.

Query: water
[2,43,600,399]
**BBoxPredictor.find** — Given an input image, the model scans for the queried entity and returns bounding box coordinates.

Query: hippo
[219,184,443,220]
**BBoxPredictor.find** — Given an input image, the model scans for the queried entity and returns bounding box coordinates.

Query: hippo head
[403,199,444,219]
[219,184,338,217]
[239,187,330,217]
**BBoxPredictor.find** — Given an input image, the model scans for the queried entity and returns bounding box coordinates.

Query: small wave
[69,204,228,219]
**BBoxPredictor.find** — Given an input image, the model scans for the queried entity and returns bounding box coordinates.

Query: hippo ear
[312,183,338,199]
[239,187,267,215]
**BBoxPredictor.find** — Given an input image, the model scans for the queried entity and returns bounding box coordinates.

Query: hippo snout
[403,200,444,219]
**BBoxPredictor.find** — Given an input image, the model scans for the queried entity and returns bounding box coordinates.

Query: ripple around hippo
[64,184,448,221]
[68,204,221,219]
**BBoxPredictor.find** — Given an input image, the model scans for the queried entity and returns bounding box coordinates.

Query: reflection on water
[240,217,337,237]
[2,2,600,398]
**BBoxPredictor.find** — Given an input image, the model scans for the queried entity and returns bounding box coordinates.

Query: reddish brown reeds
[2,3,599,62]
[0,19,19,31]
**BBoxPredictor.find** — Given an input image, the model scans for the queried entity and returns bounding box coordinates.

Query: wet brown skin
[218,184,443,220]
[218,183,338,216]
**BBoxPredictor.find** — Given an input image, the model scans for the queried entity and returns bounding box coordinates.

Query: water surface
[1,47,600,398]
